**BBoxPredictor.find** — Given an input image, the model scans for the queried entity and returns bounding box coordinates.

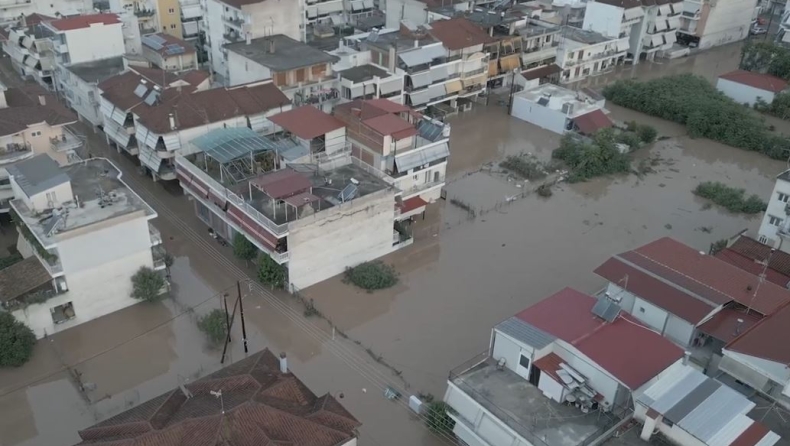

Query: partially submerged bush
[258,254,286,289]
[693,182,767,214]
[197,309,228,345]
[553,129,631,182]
[344,261,398,291]
[0,312,35,367]
[130,266,166,302]
[501,154,557,180]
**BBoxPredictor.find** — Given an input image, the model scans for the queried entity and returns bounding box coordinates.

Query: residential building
[677,0,759,49]
[176,118,412,289]
[225,35,340,111]
[0,83,81,213]
[635,364,781,446]
[717,70,788,106]
[333,99,450,203]
[515,63,562,86]
[4,155,162,338]
[0,0,92,25]
[72,349,360,446]
[444,287,684,446]
[99,69,288,180]
[58,56,127,127]
[141,32,198,71]
[110,0,182,37]
[42,14,126,66]
[202,0,301,83]
[593,237,790,367]
[510,83,613,135]
[2,13,57,91]
[715,235,790,288]
[178,0,202,45]
[336,64,405,104]
[518,19,562,76]
[757,169,790,250]
[557,27,629,83]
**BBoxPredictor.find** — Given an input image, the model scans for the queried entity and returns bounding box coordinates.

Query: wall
[157,0,183,37]
[631,296,668,333]
[554,341,620,404]
[492,330,533,379]
[0,0,93,23]
[205,0,227,77]
[243,0,301,42]
[605,282,636,313]
[444,382,532,446]
[759,177,790,248]
[23,123,70,165]
[698,0,758,48]
[716,78,775,106]
[19,181,74,214]
[583,2,624,38]
[226,51,272,87]
[287,187,396,289]
[511,96,568,134]
[385,0,429,28]
[64,24,125,65]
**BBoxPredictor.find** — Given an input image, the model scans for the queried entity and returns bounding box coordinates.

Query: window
[770,215,783,226]
[31,130,41,137]
[639,307,646,313]
[661,418,674,427]
[46,191,57,203]
[779,192,789,203]
[168,7,175,13]
[170,24,176,29]
[759,235,769,244]
[518,354,530,369]
[545,36,551,42]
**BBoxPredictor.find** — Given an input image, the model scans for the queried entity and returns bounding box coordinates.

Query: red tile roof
[730,420,772,446]
[363,98,410,114]
[715,248,790,288]
[574,109,613,135]
[269,106,345,140]
[719,70,788,93]
[143,32,196,56]
[726,235,790,279]
[75,349,360,446]
[250,168,312,200]
[398,196,427,214]
[726,301,790,364]
[516,288,684,389]
[363,113,417,138]
[522,64,561,81]
[533,353,563,382]
[697,307,762,343]
[429,18,494,51]
[23,13,54,26]
[49,13,120,31]
[0,84,77,136]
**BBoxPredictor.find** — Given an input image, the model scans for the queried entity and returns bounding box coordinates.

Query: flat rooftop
[563,27,612,46]
[66,56,125,83]
[452,358,615,446]
[364,30,439,54]
[516,19,560,38]
[515,84,601,118]
[12,158,155,246]
[225,35,339,72]
[339,64,391,83]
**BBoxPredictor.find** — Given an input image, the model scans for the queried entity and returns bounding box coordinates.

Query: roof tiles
[49,13,120,31]
[269,106,345,140]
[574,109,613,135]
[720,70,789,93]
[429,18,494,51]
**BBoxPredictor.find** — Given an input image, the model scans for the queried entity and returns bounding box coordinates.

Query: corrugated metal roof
[707,414,754,446]
[679,384,756,443]
[755,432,781,446]
[494,317,555,349]
[648,368,707,414]
[664,378,720,424]
[638,363,694,406]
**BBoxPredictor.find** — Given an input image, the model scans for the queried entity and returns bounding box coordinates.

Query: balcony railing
[149,224,162,246]
[223,31,243,42]
[461,67,487,78]
[223,15,245,29]
[399,178,445,198]
[134,9,155,17]
[50,128,83,153]
[0,142,32,165]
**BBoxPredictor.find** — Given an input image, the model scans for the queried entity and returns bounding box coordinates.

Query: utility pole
[237,281,248,354]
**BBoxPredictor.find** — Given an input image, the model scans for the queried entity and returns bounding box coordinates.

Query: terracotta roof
[398,196,427,214]
[49,13,120,31]
[0,256,51,302]
[715,248,790,288]
[574,109,613,135]
[730,421,772,446]
[429,18,494,51]
[726,235,790,279]
[719,70,789,93]
[522,64,561,80]
[363,114,417,138]
[143,32,196,56]
[250,168,312,200]
[515,287,684,389]
[0,84,77,137]
[363,98,410,114]
[533,353,563,382]
[593,257,715,324]
[75,349,360,446]
[622,237,790,316]
[726,301,790,364]
[180,70,210,86]
[697,307,762,343]
[269,106,345,140]
[23,13,54,26]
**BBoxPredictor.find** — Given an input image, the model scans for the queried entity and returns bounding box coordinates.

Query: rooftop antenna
[210,389,224,414]
[747,247,774,315]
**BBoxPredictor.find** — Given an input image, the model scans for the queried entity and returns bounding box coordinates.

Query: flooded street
[1,44,787,446]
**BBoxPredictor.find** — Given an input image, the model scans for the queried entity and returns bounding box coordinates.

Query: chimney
[268,39,275,53]
[38,95,46,106]
[682,351,690,365]
[246,32,251,45]
[279,352,288,373]
[168,112,176,131]
[413,39,419,48]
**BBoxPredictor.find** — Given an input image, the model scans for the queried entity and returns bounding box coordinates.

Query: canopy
[191,127,274,164]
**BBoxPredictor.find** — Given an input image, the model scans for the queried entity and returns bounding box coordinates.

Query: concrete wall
[226,51,272,86]
[583,2,624,38]
[607,283,695,347]
[64,24,126,65]
[243,0,301,42]
[18,181,74,214]
[385,0,429,28]
[62,69,105,127]
[444,382,532,446]
[157,0,183,37]
[492,330,533,379]
[758,176,790,248]
[205,0,227,77]
[142,46,198,71]
[698,0,758,48]
[554,341,620,405]
[287,187,396,289]
[394,160,446,202]
[0,0,93,23]
[717,77,776,106]
[511,96,568,134]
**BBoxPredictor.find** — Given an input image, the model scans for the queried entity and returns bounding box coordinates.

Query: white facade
[679,0,759,49]
[510,83,607,135]
[59,62,119,127]
[0,0,93,24]
[717,77,778,106]
[46,20,126,66]
[557,31,628,83]
[757,172,790,252]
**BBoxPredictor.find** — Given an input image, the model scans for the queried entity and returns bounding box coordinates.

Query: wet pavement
[1,44,788,446]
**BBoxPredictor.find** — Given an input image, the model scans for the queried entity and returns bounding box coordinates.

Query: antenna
[210,389,224,414]
[747,247,774,315]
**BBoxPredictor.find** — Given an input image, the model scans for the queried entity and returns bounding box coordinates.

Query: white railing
[399,178,444,198]
[351,156,395,185]
[50,127,83,153]
[149,224,162,246]
[270,250,290,263]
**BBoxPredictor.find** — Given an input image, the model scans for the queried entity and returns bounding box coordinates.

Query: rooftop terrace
[515,84,602,118]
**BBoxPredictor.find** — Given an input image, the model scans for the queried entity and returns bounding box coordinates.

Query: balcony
[50,128,83,153]
[0,0,31,8]
[461,67,486,78]
[134,8,155,17]
[0,142,33,166]
[399,178,445,199]
[152,245,167,271]
[521,45,559,64]
[223,15,245,29]
[223,30,243,42]
[149,224,162,246]
[53,43,68,54]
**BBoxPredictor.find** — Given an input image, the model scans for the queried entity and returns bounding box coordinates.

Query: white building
[332,47,405,104]
[557,27,629,83]
[443,287,684,446]
[4,155,162,338]
[510,83,612,135]
[678,0,759,49]
[58,56,127,127]
[42,13,126,66]
[758,170,790,252]
[635,364,781,446]
[717,70,788,106]
[0,0,92,25]
[2,14,58,91]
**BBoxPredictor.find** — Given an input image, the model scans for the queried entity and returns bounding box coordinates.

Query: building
[110,0,182,37]
[202,0,301,83]
[178,0,202,45]
[224,35,340,111]
[333,99,450,203]
[2,13,57,91]
[4,155,162,338]
[593,237,790,366]
[175,119,412,289]
[0,0,92,25]
[717,70,788,106]
[715,235,790,288]
[757,169,790,250]
[336,64,405,104]
[72,349,361,445]
[42,14,126,66]
[59,56,127,127]
[141,32,198,71]
[635,364,781,446]
[518,19,562,76]
[99,68,288,180]
[443,287,683,446]
[677,0,759,49]
[557,27,628,83]
[0,83,81,213]
[510,83,612,135]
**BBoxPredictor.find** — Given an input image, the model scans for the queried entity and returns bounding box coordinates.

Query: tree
[0,312,35,367]
[258,254,286,289]
[636,124,657,144]
[424,401,456,436]
[130,266,166,302]
[344,261,399,291]
[233,233,257,262]
[197,309,228,345]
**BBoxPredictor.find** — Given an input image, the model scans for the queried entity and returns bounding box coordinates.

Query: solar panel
[133,83,148,98]
[165,44,185,55]
[142,35,165,50]
[591,295,620,323]
[338,183,358,202]
[537,97,550,106]
[143,90,159,106]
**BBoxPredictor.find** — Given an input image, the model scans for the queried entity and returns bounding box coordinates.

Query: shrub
[710,239,729,256]
[637,124,658,144]
[0,312,35,367]
[553,129,631,182]
[258,254,286,289]
[424,401,456,435]
[693,182,767,214]
[537,184,553,197]
[233,232,257,262]
[130,266,166,302]
[344,261,398,291]
[500,154,550,180]
[197,309,228,345]
[616,131,641,150]
[0,253,22,271]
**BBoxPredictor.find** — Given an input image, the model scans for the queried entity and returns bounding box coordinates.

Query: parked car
[751,26,768,35]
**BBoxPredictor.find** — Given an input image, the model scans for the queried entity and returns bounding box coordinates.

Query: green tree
[693,182,767,214]
[553,130,631,182]
[344,261,399,291]
[233,233,258,262]
[636,124,657,144]
[424,401,456,436]
[258,254,286,289]
[197,309,228,345]
[130,266,166,302]
[0,312,35,367]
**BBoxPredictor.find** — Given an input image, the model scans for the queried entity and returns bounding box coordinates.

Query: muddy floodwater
[1,43,788,446]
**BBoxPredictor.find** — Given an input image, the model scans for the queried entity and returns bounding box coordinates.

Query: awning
[409,89,431,106]
[100,97,114,118]
[623,6,644,20]
[379,78,402,95]
[248,114,268,132]
[395,142,449,172]
[162,133,181,151]
[306,7,318,18]
[139,145,163,172]
[500,55,521,72]
[349,84,364,98]
[399,45,446,67]
[396,196,427,219]
[317,2,340,14]
[350,0,363,10]
[445,80,463,94]
[616,40,630,52]
[23,55,36,68]
[181,4,201,19]
[522,63,561,80]
[665,32,677,45]
[462,75,486,88]
[20,36,31,49]
[362,0,374,8]
[658,4,672,15]
[105,120,131,147]
[488,60,498,76]
[410,71,432,89]
[111,107,127,126]
[145,130,159,149]
[183,21,199,36]
[667,16,681,30]
[136,126,150,149]
[652,34,665,47]
[654,20,669,32]
[431,65,448,82]
[669,2,680,14]
[426,83,445,102]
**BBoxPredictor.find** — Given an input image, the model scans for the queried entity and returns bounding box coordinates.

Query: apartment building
[178,0,202,44]
[511,83,612,135]
[2,14,57,91]
[677,0,759,48]
[0,83,81,213]
[557,27,629,83]
[583,0,681,63]
[333,99,450,203]
[42,14,125,66]
[758,169,790,251]
[224,35,340,111]
[6,155,162,338]
[110,0,182,37]
[0,0,92,25]
[59,56,127,127]
[141,32,198,71]
[337,64,405,104]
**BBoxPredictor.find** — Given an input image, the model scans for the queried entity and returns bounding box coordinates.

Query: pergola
[190,127,282,184]
[248,168,323,222]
